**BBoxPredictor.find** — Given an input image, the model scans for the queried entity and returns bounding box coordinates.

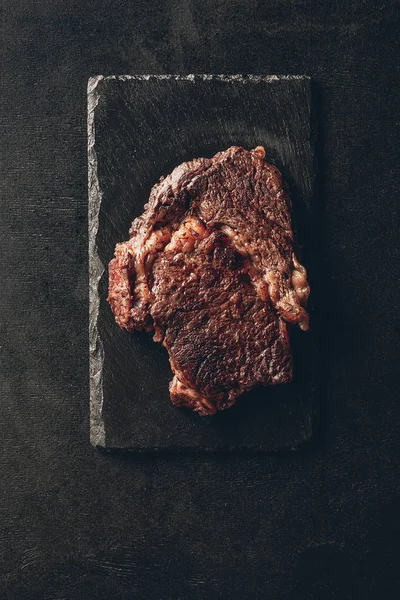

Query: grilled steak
[108,146,310,415]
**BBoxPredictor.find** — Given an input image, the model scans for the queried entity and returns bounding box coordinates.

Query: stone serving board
[88,74,320,451]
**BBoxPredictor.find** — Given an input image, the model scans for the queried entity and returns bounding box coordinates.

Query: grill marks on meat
[108,146,310,415]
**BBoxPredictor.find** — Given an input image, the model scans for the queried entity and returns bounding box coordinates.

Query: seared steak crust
[108,146,310,415]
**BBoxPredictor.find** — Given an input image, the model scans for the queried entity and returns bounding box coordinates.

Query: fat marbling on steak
[108,146,310,416]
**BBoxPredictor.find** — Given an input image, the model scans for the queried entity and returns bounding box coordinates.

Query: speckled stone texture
[1,1,399,599]
[89,75,320,450]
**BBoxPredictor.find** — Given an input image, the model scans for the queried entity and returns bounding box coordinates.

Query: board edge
[88,76,106,448]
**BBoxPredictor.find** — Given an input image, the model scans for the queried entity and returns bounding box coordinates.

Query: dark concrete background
[1,1,399,598]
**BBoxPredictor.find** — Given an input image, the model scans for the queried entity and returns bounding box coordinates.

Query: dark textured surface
[1,1,399,598]
[90,75,319,450]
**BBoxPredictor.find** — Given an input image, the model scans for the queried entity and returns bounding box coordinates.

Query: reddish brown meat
[108,146,310,415]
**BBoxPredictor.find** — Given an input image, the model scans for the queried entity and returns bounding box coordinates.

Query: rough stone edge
[89,73,309,83]
[88,76,106,448]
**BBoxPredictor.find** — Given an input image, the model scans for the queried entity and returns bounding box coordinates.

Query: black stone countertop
[1,2,399,598]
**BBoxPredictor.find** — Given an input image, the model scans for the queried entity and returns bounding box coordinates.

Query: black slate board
[88,74,320,451]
